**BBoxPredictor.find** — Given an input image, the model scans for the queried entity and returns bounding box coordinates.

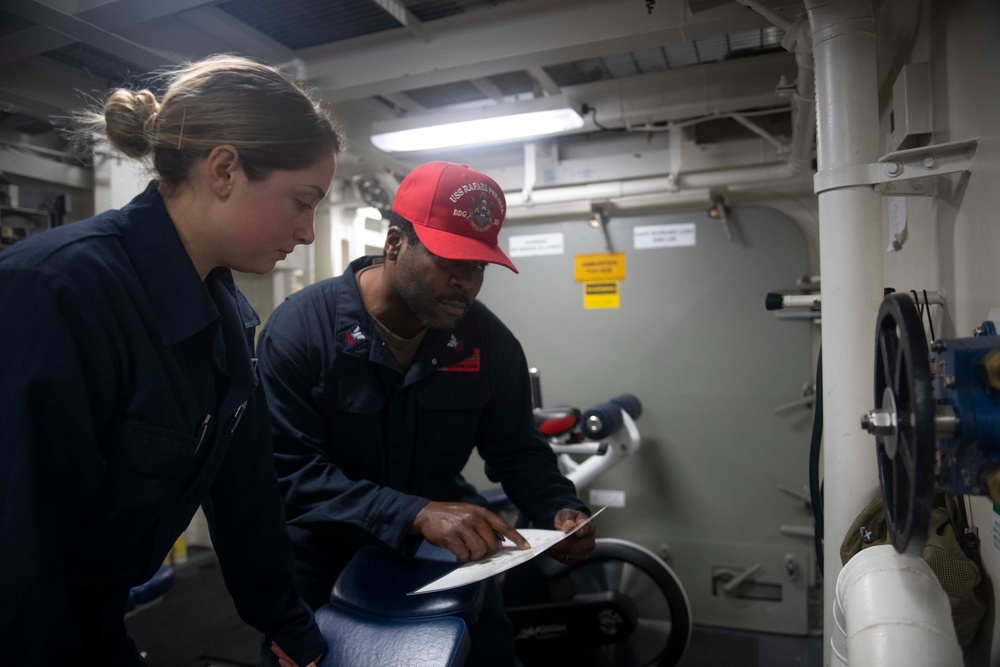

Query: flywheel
[864,293,936,556]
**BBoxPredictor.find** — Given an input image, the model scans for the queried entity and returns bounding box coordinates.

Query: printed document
[409,506,606,595]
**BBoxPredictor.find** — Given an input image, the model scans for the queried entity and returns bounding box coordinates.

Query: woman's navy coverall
[0,183,324,666]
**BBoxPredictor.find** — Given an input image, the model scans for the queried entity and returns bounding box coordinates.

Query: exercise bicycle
[316,384,691,667]
[487,380,692,667]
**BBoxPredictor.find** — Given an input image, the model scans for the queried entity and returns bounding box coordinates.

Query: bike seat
[125,564,175,612]
[330,544,486,626]
[533,406,581,437]
[313,604,470,667]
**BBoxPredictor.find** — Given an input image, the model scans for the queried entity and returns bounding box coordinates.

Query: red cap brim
[412,224,519,273]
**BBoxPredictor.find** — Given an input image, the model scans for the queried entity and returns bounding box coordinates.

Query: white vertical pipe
[803,2,884,665]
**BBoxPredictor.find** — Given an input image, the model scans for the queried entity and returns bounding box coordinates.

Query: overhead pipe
[803,1,886,664]
[831,546,962,667]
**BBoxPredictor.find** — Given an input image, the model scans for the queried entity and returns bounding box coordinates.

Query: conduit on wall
[831,546,962,667]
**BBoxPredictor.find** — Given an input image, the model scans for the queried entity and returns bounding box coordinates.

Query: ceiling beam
[0,0,218,67]
[527,67,561,97]
[369,0,429,43]
[0,57,110,119]
[173,7,296,64]
[301,0,798,102]
[1,0,182,70]
[469,78,506,103]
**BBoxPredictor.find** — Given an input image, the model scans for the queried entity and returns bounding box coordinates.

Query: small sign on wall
[576,252,624,310]
[574,252,626,282]
[584,281,619,309]
[634,222,696,249]
[509,232,564,257]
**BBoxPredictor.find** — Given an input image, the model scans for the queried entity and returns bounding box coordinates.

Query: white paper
[589,488,626,508]
[408,506,606,595]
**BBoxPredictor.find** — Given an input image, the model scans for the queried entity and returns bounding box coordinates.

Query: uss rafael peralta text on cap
[391,161,518,273]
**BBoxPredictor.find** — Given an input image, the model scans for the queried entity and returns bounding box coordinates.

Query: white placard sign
[509,232,565,257]
[634,223,696,249]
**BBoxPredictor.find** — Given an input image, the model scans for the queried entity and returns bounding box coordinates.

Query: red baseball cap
[392,161,518,273]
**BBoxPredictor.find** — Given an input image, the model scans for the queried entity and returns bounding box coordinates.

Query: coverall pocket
[88,419,199,545]
[415,380,490,412]
[415,382,490,468]
[106,418,198,478]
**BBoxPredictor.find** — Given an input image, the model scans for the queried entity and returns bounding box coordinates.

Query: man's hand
[411,501,530,562]
[546,508,596,566]
[270,642,323,667]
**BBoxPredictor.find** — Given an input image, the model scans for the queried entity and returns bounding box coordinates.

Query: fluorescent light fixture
[370,95,584,153]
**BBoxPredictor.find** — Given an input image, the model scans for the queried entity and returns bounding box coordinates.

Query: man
[257,161,595,666]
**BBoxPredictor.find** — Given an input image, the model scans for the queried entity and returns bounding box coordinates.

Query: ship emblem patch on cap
[468,195,496,232]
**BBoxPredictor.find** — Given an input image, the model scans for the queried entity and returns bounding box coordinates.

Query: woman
[0,54,343,666]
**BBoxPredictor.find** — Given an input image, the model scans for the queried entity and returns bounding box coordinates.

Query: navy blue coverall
[0,183,324,666]
[256,255,588,664]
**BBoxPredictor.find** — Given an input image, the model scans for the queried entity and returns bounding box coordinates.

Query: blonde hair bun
[103,89,160,158]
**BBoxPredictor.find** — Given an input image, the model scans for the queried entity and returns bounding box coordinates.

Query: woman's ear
[205,145,240,198]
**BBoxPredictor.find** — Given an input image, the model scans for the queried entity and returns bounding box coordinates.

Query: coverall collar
[120,182,259,345]
[339,255,483,384]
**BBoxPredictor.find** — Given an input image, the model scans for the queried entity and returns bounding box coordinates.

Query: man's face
[392,235,486,330]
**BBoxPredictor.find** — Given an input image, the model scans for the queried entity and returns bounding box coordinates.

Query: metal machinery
[0,205,50,251]
[861,292,1000,555]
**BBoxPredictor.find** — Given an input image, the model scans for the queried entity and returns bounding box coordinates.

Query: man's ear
[205,145,241,198]
[385,226,404,261]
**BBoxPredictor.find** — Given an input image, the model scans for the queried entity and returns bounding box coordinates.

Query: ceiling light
[370,95,585,153]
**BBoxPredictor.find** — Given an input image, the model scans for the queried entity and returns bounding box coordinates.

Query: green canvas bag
[840,488,989,650]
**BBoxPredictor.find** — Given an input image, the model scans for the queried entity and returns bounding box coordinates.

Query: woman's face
[218,151,337,275]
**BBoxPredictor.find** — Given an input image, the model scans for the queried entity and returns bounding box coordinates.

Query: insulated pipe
[831,546,962,667]
[803,2,884,665]
[504,158,810,211]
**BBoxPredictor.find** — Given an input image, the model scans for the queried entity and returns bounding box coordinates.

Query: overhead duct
[507,13,816,216]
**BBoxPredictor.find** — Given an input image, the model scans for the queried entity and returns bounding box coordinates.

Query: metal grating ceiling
[216,0,402,50]
[400,0,523,22]
[215,0,524,51]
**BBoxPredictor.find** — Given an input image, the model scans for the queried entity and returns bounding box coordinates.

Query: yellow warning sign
[574,253,626,282]
[584,281,620,309]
